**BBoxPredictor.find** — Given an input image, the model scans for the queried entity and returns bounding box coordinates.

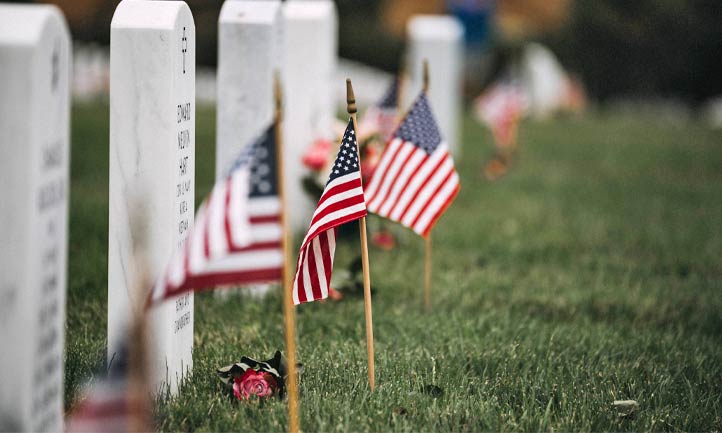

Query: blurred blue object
[447,0,494,47]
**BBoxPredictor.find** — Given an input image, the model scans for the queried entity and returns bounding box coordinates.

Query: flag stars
[327,118,361,185]
[395,94,442,154]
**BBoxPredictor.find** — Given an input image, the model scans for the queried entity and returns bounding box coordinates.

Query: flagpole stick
[274,72,300,433]
[423,230,433,310]
[422,59,433,312]
[347,78,376,392]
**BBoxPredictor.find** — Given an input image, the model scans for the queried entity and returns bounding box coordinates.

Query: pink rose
[233,370,278,400]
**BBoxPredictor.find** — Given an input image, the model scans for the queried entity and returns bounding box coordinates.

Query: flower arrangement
[300,117,399,257]
[301,118,384,201]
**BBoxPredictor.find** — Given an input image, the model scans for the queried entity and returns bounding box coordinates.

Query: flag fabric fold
[147,124,283,307]
[292,118,367,305]
[364,92,460,237]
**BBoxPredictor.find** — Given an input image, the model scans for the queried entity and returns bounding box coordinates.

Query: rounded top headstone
[282,0,335,20]
[0,4,69,46]
[220,0,281,24]
[112,0,192,30]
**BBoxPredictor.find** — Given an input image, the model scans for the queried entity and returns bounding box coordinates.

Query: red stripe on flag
[295,248,308,304]
[385,151,430,218]
[303,209,367,249]
[165,268,284,299]
[366,141,404,204]
[320,230,333,291]
[372,144,417,211]
[396,152,449,222]
[409,167,456,230]
[250,215,280,224]
[420,182,460,237]
[315,177,362,209]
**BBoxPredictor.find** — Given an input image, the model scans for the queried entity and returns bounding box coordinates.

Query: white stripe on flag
[229,169,252,247]
[377,147,426,215]
[412,171,459,235]
[197,249,284,273]
[388,144,448,220]
[364,138,401,199]
[368,143,414,210]
[401,156,455,227]
[312,236,327,299]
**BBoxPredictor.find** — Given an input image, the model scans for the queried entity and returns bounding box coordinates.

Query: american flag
[364,92,460,237]
[147,125,283,306]
[66,334,150,432]
[474,81,528,148]
[292,118,367,305]
[359,78,400,143]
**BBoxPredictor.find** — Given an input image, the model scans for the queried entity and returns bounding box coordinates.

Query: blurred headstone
[406,15,464,156]
[0,5,70,431]
[108,0,195,395]
[520,42,568,119]
[216,0,282,298]
[282,0,337,231]
[217,0,281,178]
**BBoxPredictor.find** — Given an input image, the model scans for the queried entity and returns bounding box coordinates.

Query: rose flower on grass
[217,351,295,403]
[233,370,279,400]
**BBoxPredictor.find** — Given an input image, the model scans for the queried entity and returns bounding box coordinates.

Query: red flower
[233,370,279,400]
[371,231,396,250]
[302,138,333,171]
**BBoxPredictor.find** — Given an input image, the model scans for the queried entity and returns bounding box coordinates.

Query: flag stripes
[147,125,282,307]
[292,118,366,305]
[365,93,460,237]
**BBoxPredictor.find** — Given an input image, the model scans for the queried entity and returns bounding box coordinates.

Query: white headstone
[406,15,464,156]
[217,0,281,178]
[108,0,195,395]
[521,42,568,119]
[282,0,337,231]
[0,5,70,432]
[216,1,282,299]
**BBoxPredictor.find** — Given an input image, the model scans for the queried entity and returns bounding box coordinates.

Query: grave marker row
[0,4,463,431]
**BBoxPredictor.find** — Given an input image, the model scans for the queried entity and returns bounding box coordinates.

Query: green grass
[65,102,722,432]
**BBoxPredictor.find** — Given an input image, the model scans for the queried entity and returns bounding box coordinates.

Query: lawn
[65,102,722,432]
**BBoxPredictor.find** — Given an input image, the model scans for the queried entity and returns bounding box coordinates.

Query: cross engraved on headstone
[181,26,187,74]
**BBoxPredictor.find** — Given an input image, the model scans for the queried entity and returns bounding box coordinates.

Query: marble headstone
[406,15,464,156]
[0,5,70,432]
[108,0,195,395]
[217,0,281,178]
[282,0,337,231]
[216,1,282,298]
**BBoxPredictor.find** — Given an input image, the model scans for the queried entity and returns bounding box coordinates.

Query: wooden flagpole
[422,59,433,312]
[274,72,300,433]
[347,78,376,391]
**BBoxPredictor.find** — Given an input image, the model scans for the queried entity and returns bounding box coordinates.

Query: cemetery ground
[65,102,721,432]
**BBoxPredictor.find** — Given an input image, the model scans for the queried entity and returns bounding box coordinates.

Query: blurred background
[9,0,722,120]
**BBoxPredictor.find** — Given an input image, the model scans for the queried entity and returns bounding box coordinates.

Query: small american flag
[66,334,150,432]
[474,82,528,148]
[364,92,460,237]
[359,78,400,143]
[292,118,367,304]
[147,125,283,306]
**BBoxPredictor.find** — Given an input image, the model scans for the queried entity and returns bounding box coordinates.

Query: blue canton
[394,93,442,154]
[227,124,278,198]
[378,78,399,109]
[327,118,360,185]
